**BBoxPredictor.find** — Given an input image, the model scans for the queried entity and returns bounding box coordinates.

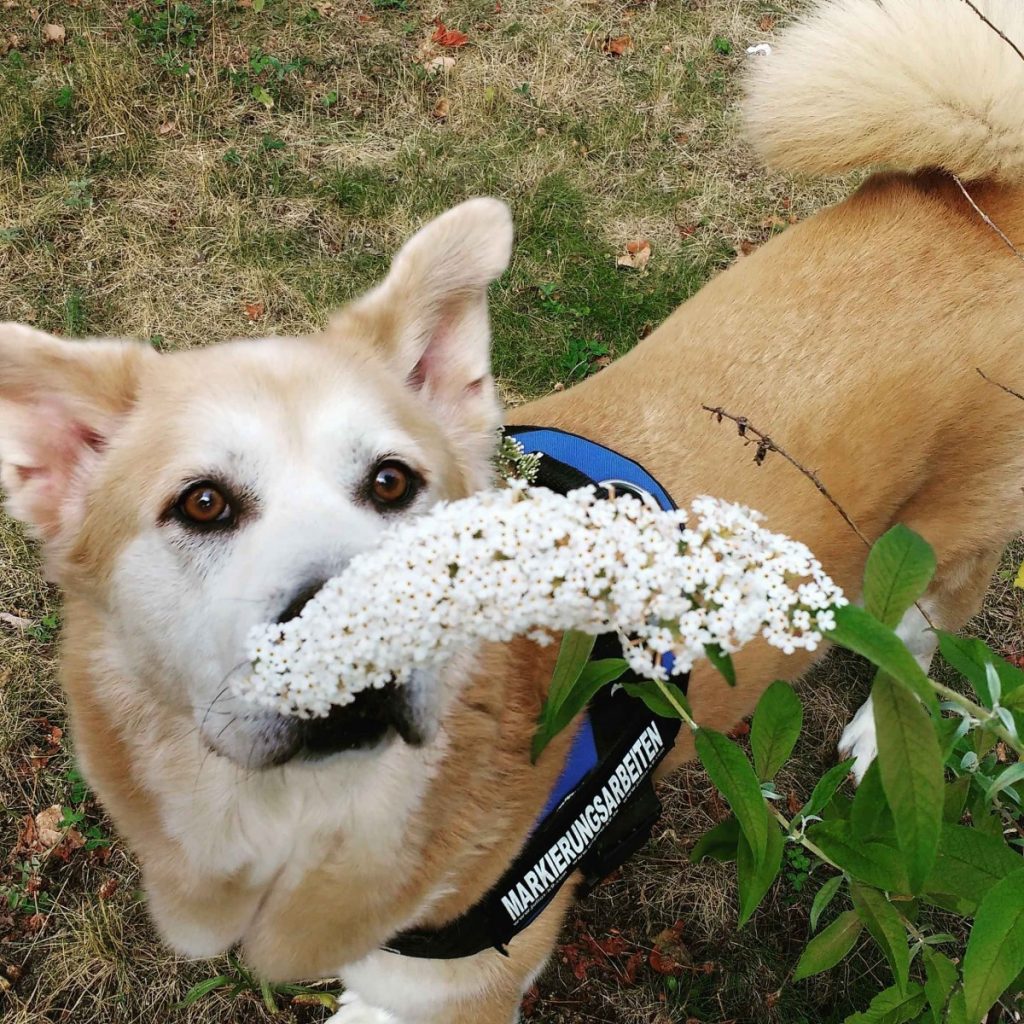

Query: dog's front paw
[328,991,403,1024]
[839,696,877,784]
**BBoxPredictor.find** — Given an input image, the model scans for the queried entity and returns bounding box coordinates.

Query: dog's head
[0,198,513,770]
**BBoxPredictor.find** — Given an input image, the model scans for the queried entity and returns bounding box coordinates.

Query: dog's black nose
[277,578,328,624]
[298,683,423,759]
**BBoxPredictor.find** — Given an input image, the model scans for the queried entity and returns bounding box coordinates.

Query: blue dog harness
[383,427,685,960]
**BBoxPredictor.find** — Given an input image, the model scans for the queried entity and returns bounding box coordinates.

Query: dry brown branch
[952,175,1024,265]
[977,367,1024,403]
[701,405,872,548]
[959,0,1024,64]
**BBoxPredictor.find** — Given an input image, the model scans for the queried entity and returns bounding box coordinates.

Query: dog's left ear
[330,197,514,441]
[0,323,155,552]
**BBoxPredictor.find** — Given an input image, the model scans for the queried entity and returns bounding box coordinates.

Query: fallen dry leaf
[432,97,450,120]
[97,878,119,900]
[157,120,176,136]
[34,805,64,848]
[425,55,456,74]
[42,22,65,44]
[603,34,632,56]
[0,613,35,629]
[616,239,651,271]
[244,300,265,321]
[432,21,469,47]
[759,14,776,31]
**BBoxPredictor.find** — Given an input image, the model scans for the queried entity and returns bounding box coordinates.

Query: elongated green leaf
[942,776,970,823]
[801,758,856,820]
[172,976,234,1010]
[793,910,863,981]
[851,883,911,993]
[704,643,736,686]
[850,760,894,838]
[807,821,908,892]
[922,948,958,1023]
[863,525,936,629]
[690,815,740,864]
[827,606,938,713]
[810,875,844,932]
[547,630,597,715]
[532,658,627,761]
[963,866,1024,1020]
[621,680,690,720]
[984,761,1024,805]
[843,983,926,1024]
[937,631,1024,707]
[736,804,784,926]
[872,673,943,893]
[923,824,1024,912]
[694,728,768,865]
[750,681,803,782]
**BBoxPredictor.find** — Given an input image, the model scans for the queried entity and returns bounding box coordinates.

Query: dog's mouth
[296,682,424,761]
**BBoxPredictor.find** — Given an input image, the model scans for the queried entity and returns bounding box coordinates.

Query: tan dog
[3,1,1024,1020]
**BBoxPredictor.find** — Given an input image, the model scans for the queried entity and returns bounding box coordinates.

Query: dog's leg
[328,992,402,1024]
[839,602,938,782]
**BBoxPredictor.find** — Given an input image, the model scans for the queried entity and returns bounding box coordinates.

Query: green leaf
[872,673,943,893]
[694,728,768,865]
[532,657,627,761]
[704,643,736,686]
[621,680,690,720]
[547,631,597,715]
[962,865,1024,1020]
[851,883,911,993]
[807,821,907,892]
[810,875,844,932]
[172,976,234,1009]
[750,681,803,781]
[251,85,275,108]
[801,757,856,819]
[736,804,784,926]
[851,760,894,838]
[923,824,1024,913]
[937,631,1024,707]
[843,983,926,1024]
[942,775,970,823]
[827,606,938,714]
[862,525,936,629]
[690,816,740,864]
[793,910,863,981]
[984,761,1024,805]
[922,948,958,1022]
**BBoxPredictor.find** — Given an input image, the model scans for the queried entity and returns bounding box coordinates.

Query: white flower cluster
[241,484,846,718]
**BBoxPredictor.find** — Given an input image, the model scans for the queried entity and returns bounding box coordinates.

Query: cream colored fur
[2,3,1024,1022]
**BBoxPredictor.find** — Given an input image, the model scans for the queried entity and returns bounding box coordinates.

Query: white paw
[839,696,877,784]
[328,991,403,1024]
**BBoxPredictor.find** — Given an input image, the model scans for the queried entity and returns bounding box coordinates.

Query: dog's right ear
[0,323,155,548]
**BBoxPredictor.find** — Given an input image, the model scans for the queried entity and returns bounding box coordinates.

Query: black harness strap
[383,427,686,960]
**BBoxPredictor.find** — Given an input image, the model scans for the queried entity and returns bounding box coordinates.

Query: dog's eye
[369,460,419,510]
[176,482,233,527]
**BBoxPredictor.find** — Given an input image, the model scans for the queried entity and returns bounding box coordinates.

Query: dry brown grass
[2,1,1021,1022]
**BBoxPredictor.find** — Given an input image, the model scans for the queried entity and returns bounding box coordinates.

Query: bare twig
[977,366,1024,403]
[959,0,1024,65]
[952,175,1024,265]
[701,405,872,548]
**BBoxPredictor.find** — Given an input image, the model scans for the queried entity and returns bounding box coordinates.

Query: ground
[1,1,1022,1023]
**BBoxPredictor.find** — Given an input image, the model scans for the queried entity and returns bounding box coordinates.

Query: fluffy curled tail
[743,0,1024,182]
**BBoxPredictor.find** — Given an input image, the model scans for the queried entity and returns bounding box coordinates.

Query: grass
[0,1,1019,1023]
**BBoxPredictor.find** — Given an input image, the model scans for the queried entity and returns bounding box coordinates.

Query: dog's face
[0,199,514,770]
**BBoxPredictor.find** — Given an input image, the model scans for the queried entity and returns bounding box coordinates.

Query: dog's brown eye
[370,461,418,509]
[177,482,232,526]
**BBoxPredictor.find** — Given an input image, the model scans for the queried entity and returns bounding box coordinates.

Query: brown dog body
[3,2,1024,1021]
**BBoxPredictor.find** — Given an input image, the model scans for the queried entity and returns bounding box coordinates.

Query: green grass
[3,2,1016,1023]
